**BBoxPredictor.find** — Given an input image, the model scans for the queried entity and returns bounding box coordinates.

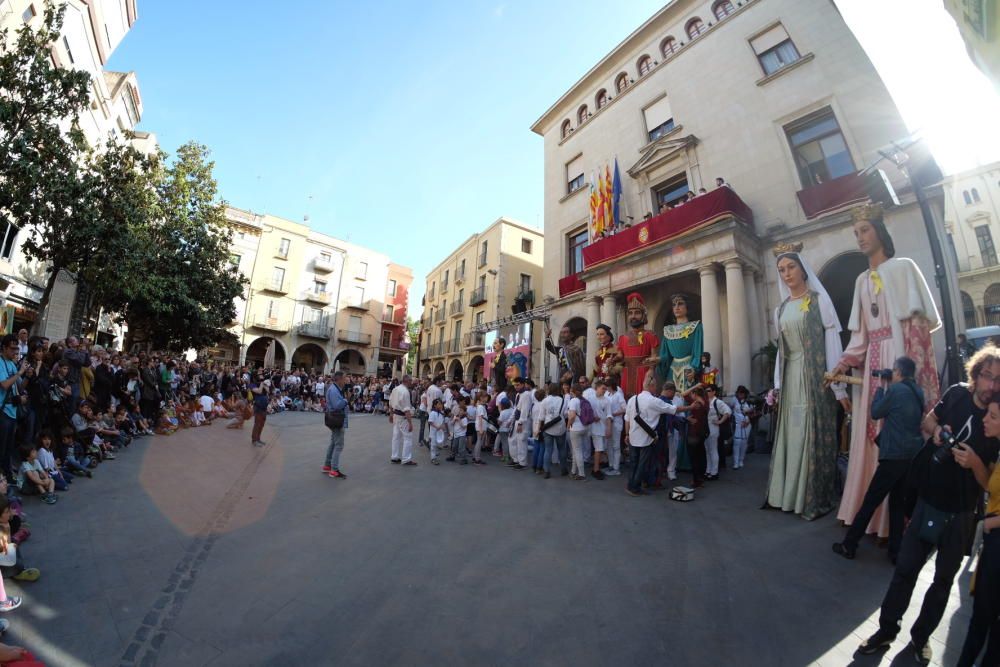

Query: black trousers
[957,530,1000,667]
[878,500,973,647]
[843,459,910,556]
[688,435,706,485]
[628,445,654,493]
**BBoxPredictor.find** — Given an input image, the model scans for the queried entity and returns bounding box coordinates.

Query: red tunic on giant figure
[619,330,659,397]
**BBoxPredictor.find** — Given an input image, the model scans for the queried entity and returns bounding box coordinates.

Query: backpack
[578,397,597,426]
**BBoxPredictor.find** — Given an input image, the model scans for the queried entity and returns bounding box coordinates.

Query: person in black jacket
[834,356,925,562]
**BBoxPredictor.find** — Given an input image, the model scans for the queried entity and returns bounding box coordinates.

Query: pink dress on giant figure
[833,203,940,538]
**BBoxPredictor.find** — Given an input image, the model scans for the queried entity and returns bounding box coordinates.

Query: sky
[108,0,1000,309]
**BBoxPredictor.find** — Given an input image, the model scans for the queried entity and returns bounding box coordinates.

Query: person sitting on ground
[0,498,38,583]
[125,398,152,435]
[189,396,206,427]
[155,407,179,436]
[198,392,216,424]
[56,428,92,477]
[35,431,70,491]
[16,445,56,505]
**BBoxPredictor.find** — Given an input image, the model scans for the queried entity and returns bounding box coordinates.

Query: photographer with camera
[859,346,1000,665]
[834,357,924,563]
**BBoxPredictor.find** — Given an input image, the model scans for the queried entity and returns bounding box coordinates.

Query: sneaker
[513,464,525,470]
[431,458,440,465]
[104,453,116,460]
[473,459,486,466]
[390,459,402,464]
[832,542,856,560]
[858,629,896,655]
[328,470,346,479]
[592,470,606,480]
[908,641,931,665]
[322,465,331,473]
[42,494,57,505]
[253,440,266,447]
[505,460,516,467]
[402,461,418,466]
[626,488,641,497]
[0,597,21,612]
[544,471,551,479]
[445,456,455,462]
[13,568,39,582]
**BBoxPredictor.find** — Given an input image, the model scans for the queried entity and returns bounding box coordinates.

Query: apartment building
[531,0,956,391]
[217,207,412,375]
[417,217,544,383]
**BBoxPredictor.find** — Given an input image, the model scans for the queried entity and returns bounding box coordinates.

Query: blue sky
[109,1,1000,310]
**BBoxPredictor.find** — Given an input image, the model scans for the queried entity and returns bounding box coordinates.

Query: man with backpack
[625,374,690,496]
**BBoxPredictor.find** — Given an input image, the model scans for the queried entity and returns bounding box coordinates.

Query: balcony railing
[795,171,868,220]
[303,290,331,304]
[469,286,487,306]
[381,337,410,353]
[455,267,466,283]
[428,289,435,301]
[344,299,370,311]
[253,317,290,333]
[516,289,534,305]
[558,273,586,299]
[383,310,403,325]
[448,338,463,354]
[441,281,448,294]
[463,331,484,350]
[337,329,372,345]
[434,309,446,324]
[478,251,487,268]
[428,342,445,358]
[314,256,335,272]
[297,321,331,339]
[450,300,464,317]
[581,186,754,271]
[256,279,288,294]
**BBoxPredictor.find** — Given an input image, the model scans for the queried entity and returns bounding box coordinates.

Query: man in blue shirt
[0,334,27,484]
[324,371,349,479]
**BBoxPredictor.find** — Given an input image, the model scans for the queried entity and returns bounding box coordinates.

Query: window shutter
[643,96,673,131]
[566,155,584,180]
[750,24,790,54]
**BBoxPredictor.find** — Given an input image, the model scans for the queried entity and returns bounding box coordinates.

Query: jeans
[65,455,91,473]
[628,445,654,493]
[418,411,428,443]
[843,459,910,557]
[531,437,544,469]
[324,427,346,470]
[542,433,567,474]
[569,430,588,476]
[453,435,468,462]
[957,530,1000,667]
[497,432,509,459]
[878,500,973,647]
[0,414,16,483]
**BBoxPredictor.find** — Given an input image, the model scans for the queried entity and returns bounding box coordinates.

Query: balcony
[314,256,335,272]
[253,317,290,333]
[275,249,289,260]
[344,299,370,311]
[455,267,466,284]
[383,310,403,326]
[463,331,484,350]
[303,290,331,304]
[516,289,534,305]
[428,289,435,301]
[450,300,464,318]
[478,251,487,268]
[428,342,445,358]
[337,329,372,345]
[256,279,288,294]
[297,321,331,339]
[440,281,448,294]
[581,186,754,271]
[381,336,410,354]
[558,273,586,299]
[795,171,869,220]
[469,286,487,306]
[434,309,446,324]
[448,338,463,354]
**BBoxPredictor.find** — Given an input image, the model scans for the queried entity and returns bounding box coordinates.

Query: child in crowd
[428,398,445,465]
[156,406,179,436]
[34,431,70,491]
[57,428,92,477]
[498,397,515,465]
[114,406,137,440]
[474,394,488,466]
[448,397,469,464]
[126,398,153,435]
[466,396,483,465]
[16,445,56,505]
[189,396,206,427]
[0,498,39,583]
[0,479,27,546]
[530,388,548,473]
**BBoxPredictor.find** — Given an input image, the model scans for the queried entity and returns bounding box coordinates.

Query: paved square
[1,412,977,666]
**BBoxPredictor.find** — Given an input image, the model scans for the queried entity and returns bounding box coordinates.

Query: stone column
[724,260,750,391]
[584,296,601,378]
[601,294,617,333]
[699,265,722,374]
[744,267,763,359]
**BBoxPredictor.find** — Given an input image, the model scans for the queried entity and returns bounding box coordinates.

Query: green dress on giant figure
[657,319,703,472]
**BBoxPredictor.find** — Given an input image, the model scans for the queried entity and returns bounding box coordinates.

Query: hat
[626,292,645,310]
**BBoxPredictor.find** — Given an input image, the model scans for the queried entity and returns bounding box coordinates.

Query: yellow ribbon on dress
[799,295,811,313]
[681,326,691,339]
[637,332,644,345]
[870,270,883,294]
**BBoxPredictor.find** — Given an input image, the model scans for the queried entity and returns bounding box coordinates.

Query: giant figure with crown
[618,293,660,397]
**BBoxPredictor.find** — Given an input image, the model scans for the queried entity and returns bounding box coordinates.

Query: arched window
[615,72,629,93]
[962,291,978,329]
[964,190,973,205]
[560,119,571,139]
[596,89,608,110]
[686,18,707,39]
[972,187,982,203]
[713,0,736,20]
[660,37,678,58]
[985,283,1000,325]
[637,55,653,76]
[577,105,589,125]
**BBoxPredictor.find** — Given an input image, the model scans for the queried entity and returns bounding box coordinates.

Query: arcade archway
[468,355,485,382]
[292,343,328,373]
[334,348,367,375]
[818,251,867,348]
[448,359,464,382]
[245,337,287,369]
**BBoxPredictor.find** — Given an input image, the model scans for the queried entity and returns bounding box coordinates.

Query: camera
[871,368,893,380]
[932,428,960,464]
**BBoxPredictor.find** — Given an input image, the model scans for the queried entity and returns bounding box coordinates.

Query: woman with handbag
[954,393,1000,666]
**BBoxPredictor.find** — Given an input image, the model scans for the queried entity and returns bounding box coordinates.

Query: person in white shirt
[607,380,627,477]
[423,379,443,445]
[388,376,417,465]
[731,385,753,469]
[662,382,687,481]
[533,383,569,479]
[512,378,533,470]
[427,398,446,464]
[625,373,689,496]
[588,380,612,480]
[198,393,215,424]
[704,384,731,480]
[497,398,515,465]
[566,384,591,480]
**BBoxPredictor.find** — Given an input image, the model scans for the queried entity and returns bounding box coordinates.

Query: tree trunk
[30,265,63,337]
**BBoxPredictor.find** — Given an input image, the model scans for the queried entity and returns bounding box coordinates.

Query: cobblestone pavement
[0,412,977,666]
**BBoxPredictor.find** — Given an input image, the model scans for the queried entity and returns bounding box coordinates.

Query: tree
[122,142,245,351]
[405,316,419,374]
[0,2,94,328]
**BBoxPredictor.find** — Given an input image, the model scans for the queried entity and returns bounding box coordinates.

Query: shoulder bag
[631,396,658,440]
[324,385,346,429]
[541,397,565,432]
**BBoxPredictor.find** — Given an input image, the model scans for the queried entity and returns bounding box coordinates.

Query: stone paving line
[0,411,984,666]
